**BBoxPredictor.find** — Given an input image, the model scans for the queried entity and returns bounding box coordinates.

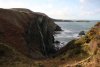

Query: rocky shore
[0,8,100,67]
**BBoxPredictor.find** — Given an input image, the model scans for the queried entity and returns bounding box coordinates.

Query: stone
[79,31,85,36]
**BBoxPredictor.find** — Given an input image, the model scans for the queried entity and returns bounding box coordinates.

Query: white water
[54,21,98,48]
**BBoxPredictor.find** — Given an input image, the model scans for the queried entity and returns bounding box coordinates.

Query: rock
[0,9,100,67]
[55,41,60,44]
[54,25,62,31]
[79,31,85,36]
[0,8,59,59]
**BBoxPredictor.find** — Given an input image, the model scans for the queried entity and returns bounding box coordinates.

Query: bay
[54,21,98,48]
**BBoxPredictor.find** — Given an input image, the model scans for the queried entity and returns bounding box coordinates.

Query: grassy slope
[0,22,100,67]
[0,43,36,67]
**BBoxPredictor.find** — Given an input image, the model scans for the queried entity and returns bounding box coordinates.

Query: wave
[63,29,72,33]
[54,29,80,48]
[54,30,79,48]
[72,33,79,38]
[54,31,79,38]
[54,21,97,48]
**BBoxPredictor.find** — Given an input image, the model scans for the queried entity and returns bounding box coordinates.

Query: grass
[0,22,100,67]
[0,43,36,67]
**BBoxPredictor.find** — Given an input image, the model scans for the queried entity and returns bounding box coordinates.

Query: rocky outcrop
[78,31,85,36]
[0,8,60,59]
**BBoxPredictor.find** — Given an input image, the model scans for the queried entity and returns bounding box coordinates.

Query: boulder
[54,25,62,31]
[0,8,60,59]
[79,31,85,36]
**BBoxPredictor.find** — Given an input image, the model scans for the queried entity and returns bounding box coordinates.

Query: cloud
[80,0,85,3]
[0,0,28,8]
[43,8,72,19]
[0,0,73,19]
[80,0,92,3]
[80,8,100,17]
[0,0,99,20]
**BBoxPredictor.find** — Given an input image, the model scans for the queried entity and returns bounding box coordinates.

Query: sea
[54,21,98,48]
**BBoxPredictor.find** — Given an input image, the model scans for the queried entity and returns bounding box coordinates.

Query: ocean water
[54,21,98,48]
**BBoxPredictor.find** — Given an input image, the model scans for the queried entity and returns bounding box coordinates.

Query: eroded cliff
[0,8,99,67]
[0,8,61,59]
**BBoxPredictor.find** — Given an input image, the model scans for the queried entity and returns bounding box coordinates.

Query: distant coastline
[52,18,100,22]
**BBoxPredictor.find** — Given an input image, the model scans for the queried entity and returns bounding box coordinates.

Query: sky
[0,0,100,20]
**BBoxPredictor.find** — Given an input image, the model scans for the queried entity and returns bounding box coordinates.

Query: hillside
[0,22,99,67]
[0,8,100,67]
[0,8,62,59]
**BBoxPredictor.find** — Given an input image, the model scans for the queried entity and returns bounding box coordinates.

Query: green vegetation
[62,39,91,58]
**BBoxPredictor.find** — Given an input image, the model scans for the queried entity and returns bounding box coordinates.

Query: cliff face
[0,8,61,59]
[0,8,99,67]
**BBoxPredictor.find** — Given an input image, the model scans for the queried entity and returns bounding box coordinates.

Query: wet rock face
[0,8,59,59]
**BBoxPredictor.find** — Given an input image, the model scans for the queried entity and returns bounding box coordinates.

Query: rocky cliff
[0,8,99,67]
[0,22,99,67]
[0,8,61,59]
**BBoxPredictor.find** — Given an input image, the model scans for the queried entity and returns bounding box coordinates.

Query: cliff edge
[0,8,99,67]
[0,8,62,59]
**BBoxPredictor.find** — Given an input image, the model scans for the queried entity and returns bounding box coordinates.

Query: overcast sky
[0,0,100,20]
